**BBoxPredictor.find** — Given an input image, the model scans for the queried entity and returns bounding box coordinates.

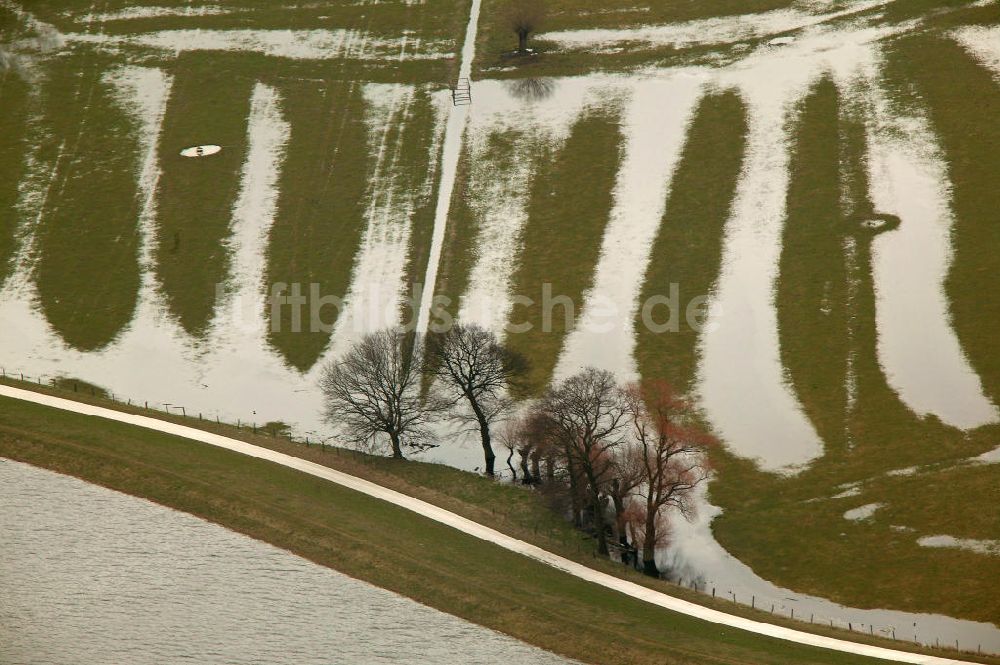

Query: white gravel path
[0,383,982,665]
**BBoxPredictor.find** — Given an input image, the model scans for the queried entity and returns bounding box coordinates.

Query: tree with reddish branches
[542,368,629,555]
[622,380,716,577]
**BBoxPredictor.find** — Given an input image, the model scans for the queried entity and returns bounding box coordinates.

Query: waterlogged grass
[0,67,28,288]
[889,34,1000,405]
[776,77,851,455]
[265,78,369,371]
[155,53,254,336]
[396,90,446,328]
[506,107,624,394]
[473,0,796,75]
[433,127,529,317]
[0,393,959,665]
[33,55,143,351]
[709,60,1000,625]
[266,81,445,371]
[634,89,747,394]
[37,0,471,61]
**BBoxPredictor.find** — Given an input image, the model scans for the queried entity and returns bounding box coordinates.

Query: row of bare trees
[320,325,525,475]
[320,327,715,577]
[501,370,715,575]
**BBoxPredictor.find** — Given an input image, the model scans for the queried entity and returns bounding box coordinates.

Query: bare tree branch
[320,330,445,459]
[426,323,528,476]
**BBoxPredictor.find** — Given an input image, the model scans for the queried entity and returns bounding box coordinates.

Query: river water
[0,459,571,665]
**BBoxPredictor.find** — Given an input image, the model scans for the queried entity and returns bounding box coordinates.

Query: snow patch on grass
[456,77,594,335]
[539,0,889,52]
[843,502,883,521]
[832,483,862,499]
[953,26,1000,81]
[324,83,419,359]
[105,65,172,279]
[918,535,1000,557]
[75,6,237,22]
[64,29,451,61]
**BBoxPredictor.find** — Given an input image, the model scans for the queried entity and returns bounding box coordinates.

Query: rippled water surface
[0,459,571,665]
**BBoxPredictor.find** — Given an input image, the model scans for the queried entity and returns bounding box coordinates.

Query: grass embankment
[0,62,28,288]
[2,376,994,664]
[154,53,253,336]
[709,63,1000,625]
[634,89,747,393]
[505,107,623,394]
[32,54,144,351]
[2,390,982,665]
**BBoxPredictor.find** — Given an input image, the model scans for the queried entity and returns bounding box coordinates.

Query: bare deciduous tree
[504,0,546,53]
[542,367,628,555]
[498,418,522,481]
[320,330,441,459]
[608,442,645,545]
[623,380,715,576]
[427,323,527,476]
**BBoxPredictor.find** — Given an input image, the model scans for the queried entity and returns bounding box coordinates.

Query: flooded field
[0,458,572,665]
[2,0,999,641]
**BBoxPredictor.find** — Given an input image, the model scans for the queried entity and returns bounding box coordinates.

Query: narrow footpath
[0,383,982,665]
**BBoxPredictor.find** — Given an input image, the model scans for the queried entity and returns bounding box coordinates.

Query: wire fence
[0,366,996,658]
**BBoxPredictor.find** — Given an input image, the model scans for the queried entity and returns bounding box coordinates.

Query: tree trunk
[567,456,582,527]
[469,398,495,476]
[643,511,659,577]
[591,489,609,556]
[388,431,405,459]
[519,454,532,484]
[506,448,517,480]
[531,455,541,483]
[610,486,625,544]
[517,29,528,53]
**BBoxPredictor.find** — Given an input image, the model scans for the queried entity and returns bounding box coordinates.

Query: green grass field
[3,389,993,665]
[505,106,623,394]
[634,89,747,394]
